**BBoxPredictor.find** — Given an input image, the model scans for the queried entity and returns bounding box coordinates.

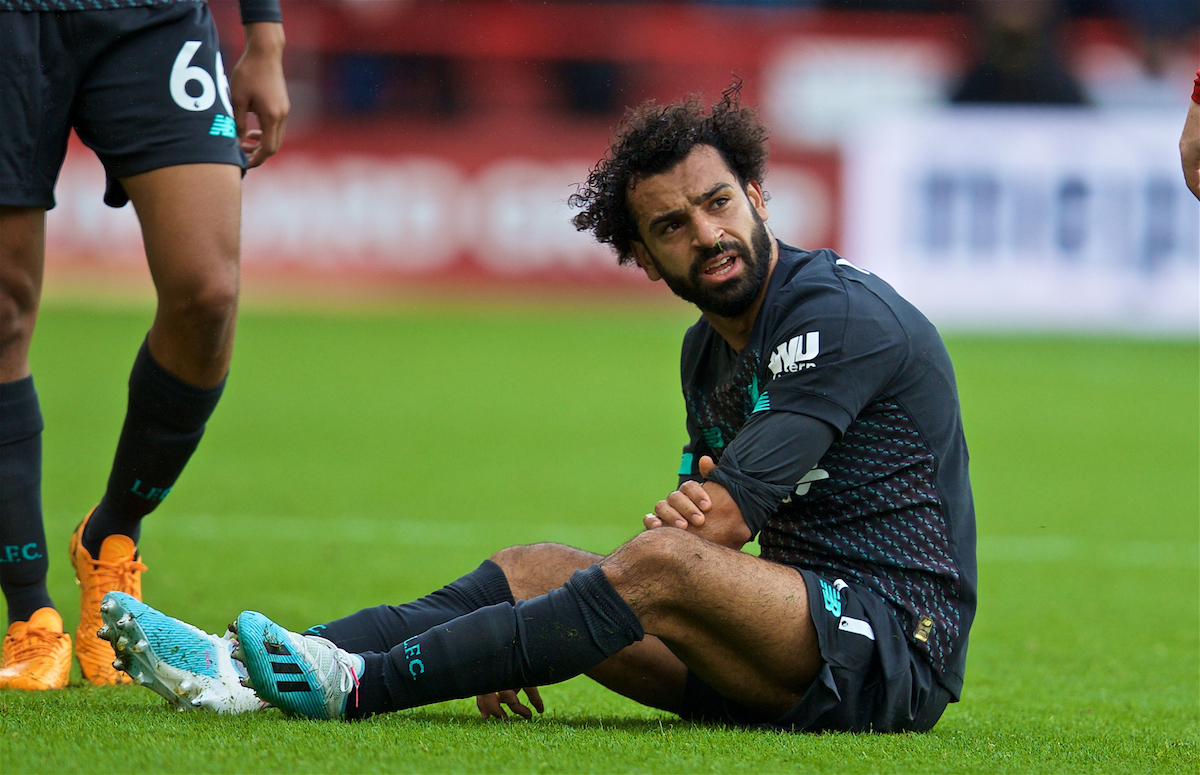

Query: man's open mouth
[702,252,739,277]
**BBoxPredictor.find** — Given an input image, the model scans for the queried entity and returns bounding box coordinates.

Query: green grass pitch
[2,299,1196,773]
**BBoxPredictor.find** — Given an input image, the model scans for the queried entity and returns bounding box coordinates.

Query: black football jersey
[678,243,977,697]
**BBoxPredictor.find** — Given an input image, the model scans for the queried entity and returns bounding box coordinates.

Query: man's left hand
[230,22,289,168]
[476,687,544,720]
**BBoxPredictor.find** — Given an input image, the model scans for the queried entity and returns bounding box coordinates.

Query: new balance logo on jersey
[701,426,725,450]
[209,114,236,138]
[780,466,829,504]
[768,331,819,377]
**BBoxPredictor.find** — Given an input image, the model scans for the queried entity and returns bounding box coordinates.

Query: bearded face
[647,208,773,318]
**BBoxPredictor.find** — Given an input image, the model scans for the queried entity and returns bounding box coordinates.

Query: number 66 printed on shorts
[170,40,237,138]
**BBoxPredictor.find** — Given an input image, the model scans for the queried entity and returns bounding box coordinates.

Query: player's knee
[194,276,239,322]
[160,273,239,332]
[622,527,694,564]
[490,543,540,570]
[604,529,695,603]
[0,269,38,356]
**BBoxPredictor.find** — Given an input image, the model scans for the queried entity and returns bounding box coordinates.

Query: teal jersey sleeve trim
[678,453,694,476]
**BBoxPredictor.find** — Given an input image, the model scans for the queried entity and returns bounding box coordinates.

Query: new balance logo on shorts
[819,579,842,617]
[820,578,876,640]
[209,114,236,138]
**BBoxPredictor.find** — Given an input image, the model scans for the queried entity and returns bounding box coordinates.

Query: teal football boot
[231,611,363,720]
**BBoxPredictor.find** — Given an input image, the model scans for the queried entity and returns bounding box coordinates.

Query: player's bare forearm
[231,22,289,168]
[244,20,285,54]
[1182,100,1200,201]
[690,480,751,550]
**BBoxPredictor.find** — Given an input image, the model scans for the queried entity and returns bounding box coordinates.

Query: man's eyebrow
[648,208,685,231]
[691,182,733,206]
[646,183,734,231]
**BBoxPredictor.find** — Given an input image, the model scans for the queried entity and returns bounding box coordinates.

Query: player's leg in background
[79,164,240,559]
[0,207,52,624]
[0,207,72,691]
[127,163,242,386]
[67,164,240,686]
[56,0,260,685]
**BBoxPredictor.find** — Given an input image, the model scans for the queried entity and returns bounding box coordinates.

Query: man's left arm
[646,410,837,550]
[651,260,908,549]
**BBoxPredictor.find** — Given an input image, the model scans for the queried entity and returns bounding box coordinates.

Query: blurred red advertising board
[46,128,841,289]
[46,1,969,289]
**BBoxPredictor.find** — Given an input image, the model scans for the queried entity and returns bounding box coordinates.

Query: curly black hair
[570,82,769,266]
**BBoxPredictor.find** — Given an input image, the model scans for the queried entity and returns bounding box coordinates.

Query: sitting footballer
[93,85,976,733]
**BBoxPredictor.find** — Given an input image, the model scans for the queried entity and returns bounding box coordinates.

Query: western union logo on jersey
[768,331,819,377]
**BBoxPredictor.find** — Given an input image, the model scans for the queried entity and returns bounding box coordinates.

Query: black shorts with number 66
[0,1,244,210]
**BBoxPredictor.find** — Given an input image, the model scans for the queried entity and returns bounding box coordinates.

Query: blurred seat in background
[1080,0,1200,110]
[952,0,1088,104]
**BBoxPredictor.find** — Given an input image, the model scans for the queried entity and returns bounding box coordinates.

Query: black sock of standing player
[0,377,54,624]
[307,560,513,652]
[82,340,225,557]
[344,564,644,719]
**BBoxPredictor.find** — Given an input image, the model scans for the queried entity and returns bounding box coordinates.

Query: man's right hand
[230,22,289,168]
[644,476,712,530]
[644,456,751,551]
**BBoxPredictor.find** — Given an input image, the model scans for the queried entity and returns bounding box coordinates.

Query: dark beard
[650,213,773,318]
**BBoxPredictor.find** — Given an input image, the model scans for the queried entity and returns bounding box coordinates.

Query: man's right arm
[704,410,836,538]
[231,0,288,168]
[646,410,837,550]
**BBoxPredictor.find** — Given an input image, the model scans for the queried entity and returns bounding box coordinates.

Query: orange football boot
[0,607,72,690]
[69,509,146,685]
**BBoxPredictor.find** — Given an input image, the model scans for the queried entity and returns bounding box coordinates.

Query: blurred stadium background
[43,0,1199,334]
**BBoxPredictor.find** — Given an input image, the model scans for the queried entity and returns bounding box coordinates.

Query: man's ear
[631,241,662,281]
[745,179,769,223]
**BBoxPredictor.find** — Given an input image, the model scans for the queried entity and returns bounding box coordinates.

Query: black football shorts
[678,567,952,732]
[0,1,244,210]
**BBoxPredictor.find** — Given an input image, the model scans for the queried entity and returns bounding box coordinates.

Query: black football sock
[344,564,644,719]
[0,377,54,624]
[307,560,513,652]
[83,339,225,557]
